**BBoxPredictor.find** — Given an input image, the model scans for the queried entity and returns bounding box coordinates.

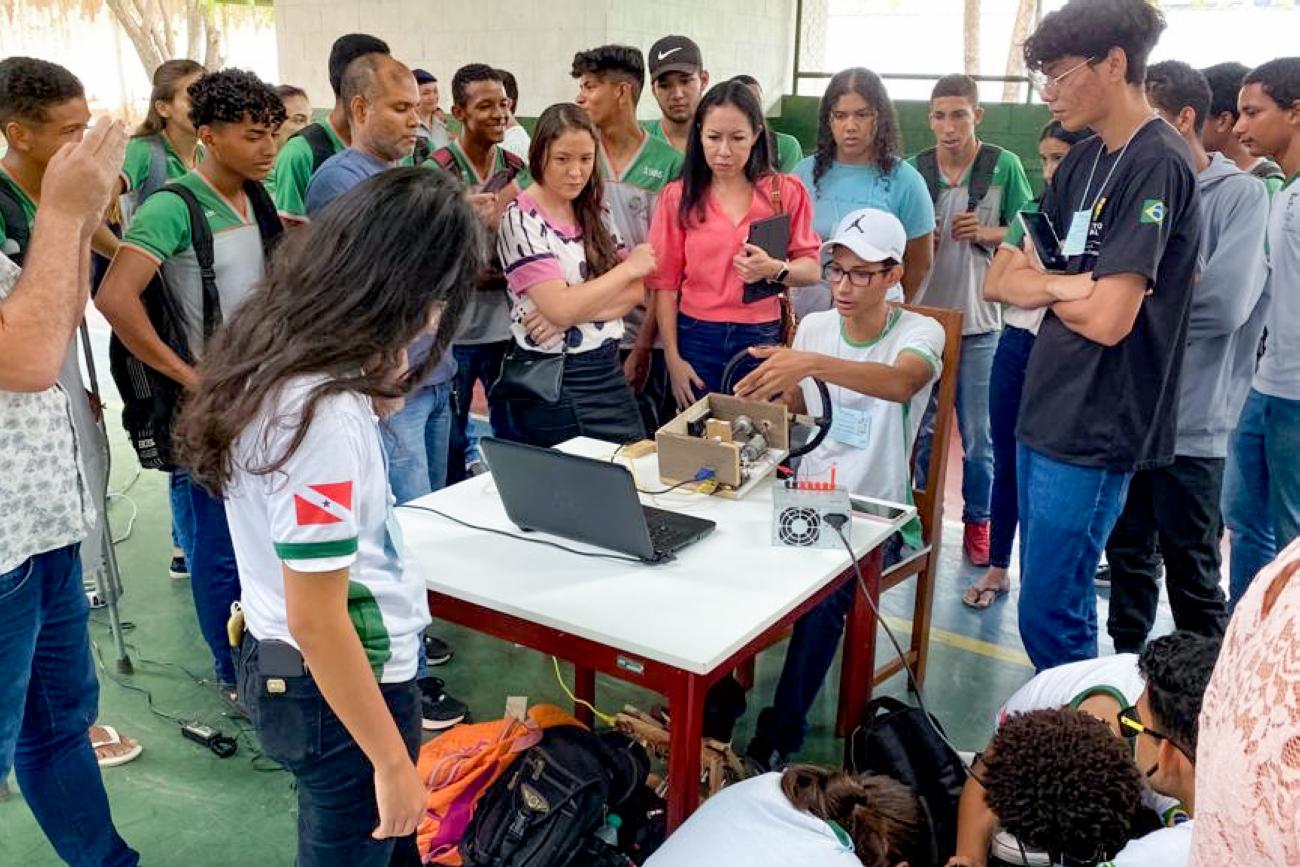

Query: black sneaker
[1094,563,1112,588]
[418,677,468,731]
[169,553,189,580]
[423,633,454,667]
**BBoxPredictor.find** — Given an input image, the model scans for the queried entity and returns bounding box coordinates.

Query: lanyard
[1077,116,1156,215]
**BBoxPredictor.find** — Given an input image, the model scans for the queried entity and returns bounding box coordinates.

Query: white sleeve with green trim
[265,407,364,574]
[897,313,945,379]
[121,190,193,263]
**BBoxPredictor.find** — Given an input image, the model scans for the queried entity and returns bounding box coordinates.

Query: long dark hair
[780,765,924,867]
[811,68,901,193]
[528,103,620,278]
[678,80,775,229]
[134,59,205,138]
[176,168,481,494]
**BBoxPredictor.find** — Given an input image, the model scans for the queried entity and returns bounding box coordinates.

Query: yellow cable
[551,656,617,726]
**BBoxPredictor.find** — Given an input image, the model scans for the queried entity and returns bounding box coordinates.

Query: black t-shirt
[1016,118,1199,472]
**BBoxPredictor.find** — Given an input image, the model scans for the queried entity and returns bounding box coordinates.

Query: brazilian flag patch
[1140,199,1166,224]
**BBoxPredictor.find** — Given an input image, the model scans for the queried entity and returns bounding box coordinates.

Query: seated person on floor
[949,631,1220,866]
[730,208,945,770]
[646,764,926,867]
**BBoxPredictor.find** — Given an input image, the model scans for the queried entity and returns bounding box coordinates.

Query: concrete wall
[273,0,797,121]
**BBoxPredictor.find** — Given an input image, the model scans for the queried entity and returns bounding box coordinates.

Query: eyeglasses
[1118,705,1195,763]
[1029,57,1100,97]
[823,261,894,287]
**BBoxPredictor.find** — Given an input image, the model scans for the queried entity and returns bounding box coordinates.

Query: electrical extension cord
[180,720,238,758]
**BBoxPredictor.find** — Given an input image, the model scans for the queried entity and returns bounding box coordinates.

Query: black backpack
[0,180,32,265]
[108,180,282,470]
[915,142,1004,216]
[848,696,969,867]
[294,122,338,174]
[460,726,648,867]
[137,134,171,204]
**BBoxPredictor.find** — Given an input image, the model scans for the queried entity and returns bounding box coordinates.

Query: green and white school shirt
[118,134,201,228]
[0,165,36,256]
[793,306,944,550]
[121,170,267,357]
[597,133,682,349]
[268,121,346,222]
[225,375,430,682]
[906,146,1033,335]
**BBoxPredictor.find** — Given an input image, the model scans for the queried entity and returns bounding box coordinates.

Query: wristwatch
[772,260,790,284]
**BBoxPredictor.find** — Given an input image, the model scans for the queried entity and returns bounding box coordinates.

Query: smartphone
[1018,210,1068,273]
[849,495,909,522]
[257,639,306,677]
[480,169,514,195]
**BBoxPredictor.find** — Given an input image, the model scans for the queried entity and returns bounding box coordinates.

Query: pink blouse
[1191,537,1300,865]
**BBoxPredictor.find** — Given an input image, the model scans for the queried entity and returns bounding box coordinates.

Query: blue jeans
[988,326,1036,568]
[1223,388,1300,603]
[381,382,452,505]
[749,536,905,759]
[676,314,783,399]
[169,469,194,554]
[237,635,421,867]
[174,471,240,685]
[1016,444,1132,671]
[448,341,508,484]
[0,545,138,866]
[915,330,997,525]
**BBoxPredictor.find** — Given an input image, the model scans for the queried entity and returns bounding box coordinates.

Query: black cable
[396,502,645,564]
[637,477,703,496]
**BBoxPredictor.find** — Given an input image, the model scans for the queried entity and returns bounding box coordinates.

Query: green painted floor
[1,332,1175,865]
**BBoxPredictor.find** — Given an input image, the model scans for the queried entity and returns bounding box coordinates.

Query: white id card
[1062,209,1091,257]
[829,405,872,449]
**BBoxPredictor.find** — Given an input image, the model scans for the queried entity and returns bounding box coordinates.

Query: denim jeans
[174,470,240,685]
[237,635,422,867]
[381,382,452,505]
[987,326,1035,568]
[675,314,783,399]
[448,341,508,485]
[0,544,139,866]
[1105,456,1228,653]
[748,535,905,759]
[1222,388,1300,603]
[1016,444,1132,671]
[169,469,195,555]
[915,330,998,525]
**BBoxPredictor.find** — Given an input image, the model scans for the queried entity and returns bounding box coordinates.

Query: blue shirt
[792,156,935,242]
[304,148,456,386]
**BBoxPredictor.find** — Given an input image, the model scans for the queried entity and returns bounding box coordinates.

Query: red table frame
[426,544,884,830]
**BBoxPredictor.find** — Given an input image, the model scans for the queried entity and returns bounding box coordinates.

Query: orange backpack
[417,703,582,864]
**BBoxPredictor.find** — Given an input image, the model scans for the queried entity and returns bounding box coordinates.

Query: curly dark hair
[983,708,1142,863]
[1138,631,1221,757]
[811,68,901,193]
[780,765,925,867]
[1023,0,1166,85]
[1201,61,1251,121]
[0,56,84,129]
[188,68,286,131]
[175,168,480,494]
[1245,57,1300,111]
[570,45,645,104]
[1146,60,1212,134]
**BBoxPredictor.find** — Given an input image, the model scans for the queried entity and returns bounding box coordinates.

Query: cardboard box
[655,394,790,499]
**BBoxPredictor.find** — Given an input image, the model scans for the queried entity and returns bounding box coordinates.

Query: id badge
[829,405,872,449]
[1062,210,1091,257]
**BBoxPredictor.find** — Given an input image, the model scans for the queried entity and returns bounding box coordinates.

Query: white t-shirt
[793,306,944,549]
[501,123,531,162]
[497,190,627,354]
[224,375,431,683]
[998,654,1145,724]
[645,773,861,867]
[1103,821,1193,867]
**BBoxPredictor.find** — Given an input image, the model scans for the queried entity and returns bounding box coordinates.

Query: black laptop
[480,437,717,564]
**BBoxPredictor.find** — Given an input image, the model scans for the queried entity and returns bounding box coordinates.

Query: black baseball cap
[648,35,703,80]
[413,68,436,85]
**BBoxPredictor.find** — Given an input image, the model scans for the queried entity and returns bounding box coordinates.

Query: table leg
[573,665,596,728]
[837,546,884,741]
[666,673,706,831]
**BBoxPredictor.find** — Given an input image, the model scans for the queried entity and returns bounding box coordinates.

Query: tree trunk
[104,0,165,78]
[203,4,223,71]
[963,0,980,75]
[186,0,204,62]
[1003,0,1038,102]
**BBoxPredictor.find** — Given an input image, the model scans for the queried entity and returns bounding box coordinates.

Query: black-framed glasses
[1118,705,1195,763]
[823,261,893,288]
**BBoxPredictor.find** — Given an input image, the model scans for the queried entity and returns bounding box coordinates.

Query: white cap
[820,208,907,263]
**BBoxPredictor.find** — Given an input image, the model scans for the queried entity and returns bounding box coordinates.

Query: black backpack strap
[0,181,31,266]
[155,185,221,340]
[412,136,432,167]
[296,123,337,174]
[966,142,1003,217]
[244,179,284,259]
[138,135,170,203]
[915,147,941,205]
[429,146,457,173]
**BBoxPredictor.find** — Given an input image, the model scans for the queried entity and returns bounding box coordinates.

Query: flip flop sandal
[91,725,143,768]
[962,584,1010,610]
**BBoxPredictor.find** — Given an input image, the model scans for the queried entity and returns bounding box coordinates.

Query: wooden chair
[733,304,964,740]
